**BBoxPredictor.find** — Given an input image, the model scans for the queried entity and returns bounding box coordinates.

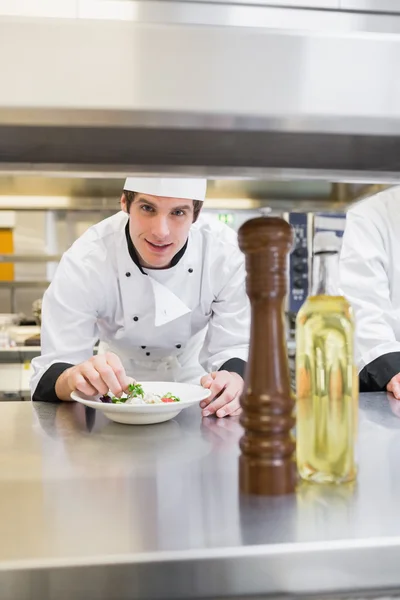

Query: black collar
[125,221,188,274]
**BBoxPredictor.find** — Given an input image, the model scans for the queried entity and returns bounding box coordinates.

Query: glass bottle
[296,231,358,484]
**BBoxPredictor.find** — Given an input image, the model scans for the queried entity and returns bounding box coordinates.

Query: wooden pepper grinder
[238,216,296,496]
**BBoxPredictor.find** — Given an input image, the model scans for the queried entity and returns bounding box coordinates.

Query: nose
[151,215,170,241]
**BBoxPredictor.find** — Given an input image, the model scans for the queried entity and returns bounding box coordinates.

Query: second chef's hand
[387,373,400,400]
[200,371,244,418]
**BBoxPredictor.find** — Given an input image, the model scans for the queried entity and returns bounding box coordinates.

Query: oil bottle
[296,231,358,484]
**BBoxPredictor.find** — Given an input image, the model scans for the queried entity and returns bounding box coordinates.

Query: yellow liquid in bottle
[296,295,358,484]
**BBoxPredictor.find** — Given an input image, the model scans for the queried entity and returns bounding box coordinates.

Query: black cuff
[219,358,247,379]
[359,352,400,392]
[32,362,73,402]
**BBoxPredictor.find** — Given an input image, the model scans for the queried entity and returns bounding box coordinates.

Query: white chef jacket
[30,211,250,398]
[339,186,400,390]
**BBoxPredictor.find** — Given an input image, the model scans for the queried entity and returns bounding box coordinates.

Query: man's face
[122,193,195,269]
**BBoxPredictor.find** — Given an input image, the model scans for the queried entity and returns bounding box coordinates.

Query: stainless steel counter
[1,394,400,599]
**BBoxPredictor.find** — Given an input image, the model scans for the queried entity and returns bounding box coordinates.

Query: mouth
[145,240,173,254]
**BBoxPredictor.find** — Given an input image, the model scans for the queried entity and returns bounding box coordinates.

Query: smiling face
[121,192,196,269]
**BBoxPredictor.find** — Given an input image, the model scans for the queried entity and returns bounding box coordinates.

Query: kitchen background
[0,173,385,399]
[0,176,380,318]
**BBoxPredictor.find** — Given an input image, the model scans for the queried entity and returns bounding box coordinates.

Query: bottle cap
[313,231,341,254]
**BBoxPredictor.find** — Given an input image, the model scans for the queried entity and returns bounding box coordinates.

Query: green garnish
[110,383,145,403]
[127,383,144,398]
[163,392,180,402]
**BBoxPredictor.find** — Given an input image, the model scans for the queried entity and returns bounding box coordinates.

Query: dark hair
[123,190,202,223]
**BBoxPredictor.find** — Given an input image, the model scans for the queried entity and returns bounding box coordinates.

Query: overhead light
[205,198,260,209]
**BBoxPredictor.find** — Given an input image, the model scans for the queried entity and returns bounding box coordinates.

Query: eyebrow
[136,197,192,211]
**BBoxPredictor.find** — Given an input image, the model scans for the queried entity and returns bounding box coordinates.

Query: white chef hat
[123,177,207,201]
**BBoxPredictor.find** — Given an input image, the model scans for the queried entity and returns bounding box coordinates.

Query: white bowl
[70,381,211,425]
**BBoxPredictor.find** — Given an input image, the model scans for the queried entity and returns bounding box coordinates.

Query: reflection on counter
[296,480,358,541]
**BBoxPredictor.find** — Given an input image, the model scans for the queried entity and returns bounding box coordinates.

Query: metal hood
[2,4,400,181]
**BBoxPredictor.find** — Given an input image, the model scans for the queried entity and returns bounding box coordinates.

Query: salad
[100,383,180,405]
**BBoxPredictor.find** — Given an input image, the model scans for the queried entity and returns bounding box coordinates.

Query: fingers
[214,391,241,418]
[84,357,122,396]
[73,372,98,397]
[203,381,236,417]
[201,370,232,411]
[200,372,217,408]
[388,379,400,400]
[201,371,244,418]
[104,352,134,391]
[201,373,214,389]
[216,396,242,418]
[69,352,132,397]
[208,371,231,401]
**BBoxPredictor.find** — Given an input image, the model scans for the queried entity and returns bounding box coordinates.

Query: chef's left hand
[200,371,244,418]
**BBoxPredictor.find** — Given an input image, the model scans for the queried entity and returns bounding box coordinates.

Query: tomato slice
[161,397,175,403]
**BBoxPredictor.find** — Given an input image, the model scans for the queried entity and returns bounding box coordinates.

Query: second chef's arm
[339,209,400,392]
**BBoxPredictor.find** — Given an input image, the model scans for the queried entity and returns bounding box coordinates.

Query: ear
[121,193,128,213]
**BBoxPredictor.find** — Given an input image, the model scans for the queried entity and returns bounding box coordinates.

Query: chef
[30,177,250,418]
[339,186,400,399]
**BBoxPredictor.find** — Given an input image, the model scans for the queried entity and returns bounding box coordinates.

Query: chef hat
[123,177,207,201]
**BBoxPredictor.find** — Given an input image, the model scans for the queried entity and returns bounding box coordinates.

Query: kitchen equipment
[7,326,40,346]
[32,299,42,326]
[0,314,22,327]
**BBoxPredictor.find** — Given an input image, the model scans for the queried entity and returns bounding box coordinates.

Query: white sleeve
[30,249,102,396]
[339,209,400,371]
[199,244,250,374]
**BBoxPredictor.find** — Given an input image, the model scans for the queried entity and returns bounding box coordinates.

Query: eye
[172,209,185,217]
[140,204,154,213]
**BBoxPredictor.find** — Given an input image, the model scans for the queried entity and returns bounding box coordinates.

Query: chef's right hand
[387,374,400,400]
[55,352,134,401]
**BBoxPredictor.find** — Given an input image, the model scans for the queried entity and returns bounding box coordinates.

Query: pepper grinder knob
[238,216,296,496]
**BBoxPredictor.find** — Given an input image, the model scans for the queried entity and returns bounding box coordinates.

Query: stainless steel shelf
[0,255,61,263]
[0,281,49,312]
[0,281,49,289]
[0,347,41,363]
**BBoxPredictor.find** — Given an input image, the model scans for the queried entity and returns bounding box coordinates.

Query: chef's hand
[387,374,400,400]
[55,352,134,401]
[200,371,244,418]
